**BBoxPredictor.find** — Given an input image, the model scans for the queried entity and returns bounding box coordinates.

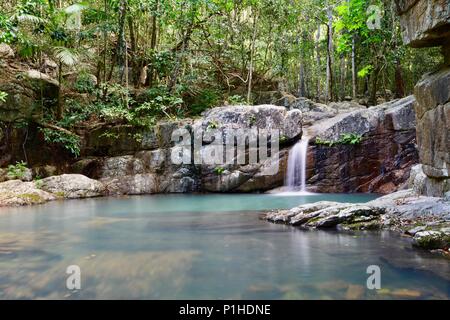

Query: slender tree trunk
[247,9,258,105]
[103,0,108,85]
[316,23,321,101]
[325,6,334,103]
[147,0,159,87]
[56,61,63,120]
[118,0,128,84]
[351,36,356,99]
[394,59,405,98]
[127,16,137,85]
[369,62,380,106]
[339,55,345,100]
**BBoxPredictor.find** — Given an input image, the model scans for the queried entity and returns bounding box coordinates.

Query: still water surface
[0,193,448,299]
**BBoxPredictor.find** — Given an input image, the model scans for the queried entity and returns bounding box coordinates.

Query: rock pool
[0,193,448,299]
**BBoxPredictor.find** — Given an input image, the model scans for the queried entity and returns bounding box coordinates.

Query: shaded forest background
[0,0,443,156]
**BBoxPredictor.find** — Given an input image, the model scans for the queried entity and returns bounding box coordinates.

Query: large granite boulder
[198,105,302,141]
[304,96,418,193]
[40,174,106,198]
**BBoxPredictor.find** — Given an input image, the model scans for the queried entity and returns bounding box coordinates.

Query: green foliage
[207,120,219,130]
[7,161,28,179]
[340,133,363,145]
[134,86,184,123]
[189,88,221,116]
[74,72,95,93]
[41,128,81,157]
[34,177,43,189]
[214,166,225,175]
[228,95,247,105]
[315,133,363,147]
[358,65,373,78]
[0,91,7,103]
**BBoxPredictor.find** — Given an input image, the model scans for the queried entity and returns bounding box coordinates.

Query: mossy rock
[17,193,45,204]
[413,231,450,250]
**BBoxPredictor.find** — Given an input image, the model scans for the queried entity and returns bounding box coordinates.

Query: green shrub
[41,128,81,157]
[339,133,363,145]
[7,161,28,179]
[315,133,363,147]
[228,95,247,105]
[189,88,221,116]
[74,72,96,93]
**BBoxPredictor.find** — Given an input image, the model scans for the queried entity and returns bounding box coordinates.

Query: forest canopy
[0,0,442,148]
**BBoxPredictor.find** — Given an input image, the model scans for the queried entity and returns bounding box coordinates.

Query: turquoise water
[0,193,448,299]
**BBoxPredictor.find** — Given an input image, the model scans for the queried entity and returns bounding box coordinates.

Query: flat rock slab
[263,189,450,251]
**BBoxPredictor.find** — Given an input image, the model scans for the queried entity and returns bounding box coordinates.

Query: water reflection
[0,194,448,299]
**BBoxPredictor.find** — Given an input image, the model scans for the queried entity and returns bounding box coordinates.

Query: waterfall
[285,137,309,192]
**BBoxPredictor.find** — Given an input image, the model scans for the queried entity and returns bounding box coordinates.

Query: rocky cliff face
[72,105,302,194]
[303,96,418,194]
[396,0,450,197]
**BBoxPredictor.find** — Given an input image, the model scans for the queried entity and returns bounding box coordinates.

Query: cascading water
[285,137,309,192]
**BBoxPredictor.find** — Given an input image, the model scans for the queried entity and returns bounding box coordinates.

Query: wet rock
[345,284,364,300]
[405,226,426,236]
[413,230,450,250]
[264,202,384,229]
[391,289,422,299]
[40,174,105,199]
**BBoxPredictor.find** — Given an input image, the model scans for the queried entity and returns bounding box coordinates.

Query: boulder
[264,201,383,230]
[199,105,302,141]
[413,230,450,250]
[0,179,56,206]
[40,174,105,199]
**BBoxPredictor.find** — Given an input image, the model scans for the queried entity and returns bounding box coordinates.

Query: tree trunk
[147,0,159,87]
[316,23,321,101]
[369,63,381,106]
[117,0,128,84]
[127,16,138,85]
[394,59,405,98]
[247,9,258,105]
[56,61,63,120]
[325,6,334,103]
[351,36,356,99]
